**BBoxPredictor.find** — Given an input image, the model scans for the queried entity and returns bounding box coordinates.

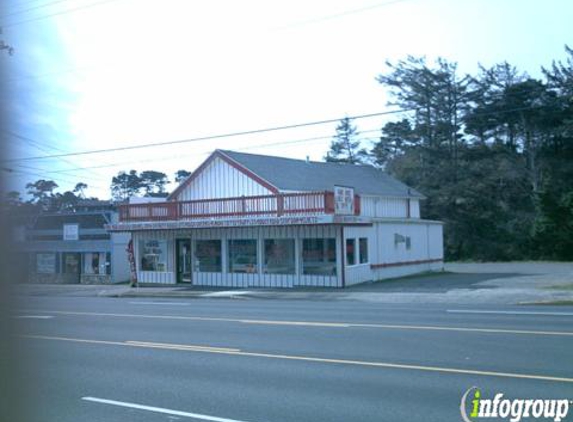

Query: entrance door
[62,252,81,283]
[176,239,192,283]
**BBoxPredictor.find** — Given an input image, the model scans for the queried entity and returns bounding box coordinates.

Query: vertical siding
[360,196,410,218]
[176,157,273,201]
[371,221,444,280]
[410,199,421,218]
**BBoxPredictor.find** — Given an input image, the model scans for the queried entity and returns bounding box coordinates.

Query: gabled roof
[170,149,424,200]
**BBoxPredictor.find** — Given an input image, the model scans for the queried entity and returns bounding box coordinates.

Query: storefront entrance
[176,239,192,283]
[62,252,81,283]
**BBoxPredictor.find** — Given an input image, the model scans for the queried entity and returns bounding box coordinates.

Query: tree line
[325,47,573,261]
[2,169,192,212]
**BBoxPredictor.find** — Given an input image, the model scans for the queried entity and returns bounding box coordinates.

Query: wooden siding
[360,196,419,218]
[176,156,272,201]
[370,221,443,279]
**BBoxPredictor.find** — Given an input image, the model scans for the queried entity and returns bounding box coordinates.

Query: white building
[107,150,443,287]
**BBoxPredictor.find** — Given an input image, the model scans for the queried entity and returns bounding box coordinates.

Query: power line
[0,0,71,19]
[35,130,383,175]
[1,109,413,163]
[6,167,107,190]
[2,130,106,178]
[3,0,124,28]
[2,101,557,165]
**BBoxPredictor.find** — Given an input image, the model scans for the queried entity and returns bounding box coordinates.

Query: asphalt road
[9,296,573,422]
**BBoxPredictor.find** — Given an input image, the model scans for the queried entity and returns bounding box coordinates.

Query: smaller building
[14,200,131,284]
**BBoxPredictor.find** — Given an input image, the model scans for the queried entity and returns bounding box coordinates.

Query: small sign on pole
[334,185,355,215]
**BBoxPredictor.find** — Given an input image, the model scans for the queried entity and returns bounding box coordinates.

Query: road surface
[10,296,573,422]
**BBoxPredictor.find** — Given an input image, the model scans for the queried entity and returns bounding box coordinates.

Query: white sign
[106,215,372,232]
[334,185,355,215]
[63,224,79,241]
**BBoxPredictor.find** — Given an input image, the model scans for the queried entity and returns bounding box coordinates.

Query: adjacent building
[15,200,131,284]
[107,150,444,288]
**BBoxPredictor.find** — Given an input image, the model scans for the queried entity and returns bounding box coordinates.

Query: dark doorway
[62,252,81,283]
[176,239,192,283]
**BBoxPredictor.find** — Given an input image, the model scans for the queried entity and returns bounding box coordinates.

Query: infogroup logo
[460,387,571,422]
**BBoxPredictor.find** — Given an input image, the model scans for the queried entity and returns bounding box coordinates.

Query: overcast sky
[2,0,572,200]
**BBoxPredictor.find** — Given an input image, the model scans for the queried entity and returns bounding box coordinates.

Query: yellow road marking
[21,309,573,337]
[21,334,573,384]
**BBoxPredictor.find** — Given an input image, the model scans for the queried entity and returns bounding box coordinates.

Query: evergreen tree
[325,117,368,164]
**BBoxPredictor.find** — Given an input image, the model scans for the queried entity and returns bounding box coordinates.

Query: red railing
[118,191,360,222]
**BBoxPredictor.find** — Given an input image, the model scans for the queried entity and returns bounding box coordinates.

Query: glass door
[176,239,192,283]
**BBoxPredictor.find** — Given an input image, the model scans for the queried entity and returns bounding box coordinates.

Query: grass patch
[527,300,573,306]
[545,283,573,291]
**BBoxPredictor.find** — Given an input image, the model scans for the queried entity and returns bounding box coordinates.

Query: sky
[1,0,572,200]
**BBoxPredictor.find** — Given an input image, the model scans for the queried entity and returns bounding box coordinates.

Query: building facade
[107,150,443,288]
[15,201,131,284]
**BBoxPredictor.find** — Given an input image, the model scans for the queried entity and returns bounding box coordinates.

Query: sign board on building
[334,185,355,215]
[63,224,79,241]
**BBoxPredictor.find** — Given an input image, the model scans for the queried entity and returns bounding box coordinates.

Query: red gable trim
[168,150,279,201]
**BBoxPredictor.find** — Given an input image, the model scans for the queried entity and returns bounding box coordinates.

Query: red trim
[168,150,279,200]
[119,191,333,222]
[218,151,279,194]
[370,258,442,269]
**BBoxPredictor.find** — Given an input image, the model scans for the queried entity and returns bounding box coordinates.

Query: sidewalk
[12,262,573,305]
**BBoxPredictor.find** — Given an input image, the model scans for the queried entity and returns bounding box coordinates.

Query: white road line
[129,301,190,306]
[82,397,256,422]
[447,309,573,317]
[13,315,54,319]
[20,310,573,336]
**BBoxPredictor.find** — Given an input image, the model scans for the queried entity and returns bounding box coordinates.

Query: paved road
[9,296,573,422]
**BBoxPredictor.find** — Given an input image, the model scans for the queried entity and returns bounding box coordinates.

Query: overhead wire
[1,109,414,163]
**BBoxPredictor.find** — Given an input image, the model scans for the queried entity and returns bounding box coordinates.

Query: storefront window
[228,239,257,273]
[83,252,110,275]
[302,238,336,275]
[346,239,356,266]
[139,240,168,272]
[36,253,56,274]
[264,239,295,275]
[359,238,369,264]
[195,240,222,272]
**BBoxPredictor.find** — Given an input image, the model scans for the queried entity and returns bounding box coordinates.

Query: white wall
[176,156,273,201]
[360,196,420,218]
[342,225,375,286]
[371,221,444,280]
[111,232,131,283]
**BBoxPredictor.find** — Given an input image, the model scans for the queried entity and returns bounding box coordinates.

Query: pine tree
[324,117,368,164]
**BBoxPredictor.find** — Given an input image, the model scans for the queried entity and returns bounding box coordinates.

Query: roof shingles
[220,150,424,199]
